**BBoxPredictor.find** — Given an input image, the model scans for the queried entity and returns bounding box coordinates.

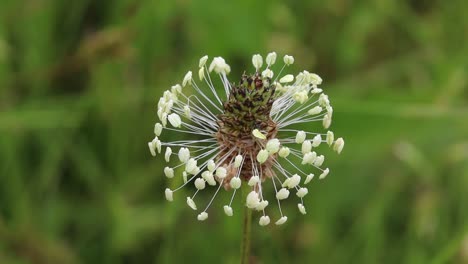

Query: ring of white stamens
[149,53,344,225]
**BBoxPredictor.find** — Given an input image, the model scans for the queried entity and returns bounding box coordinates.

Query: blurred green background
[1,0,468,263]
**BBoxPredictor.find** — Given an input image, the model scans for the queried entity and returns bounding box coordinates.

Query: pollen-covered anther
[304,173,315,184]
[296,187,308,198]
[197,212,208,221]
[302,140,312,154]
[199,55,208,67]
[185,158,199,175]
[276,188,290,200]
[293,91,308,104]
[266,52,277,66]
[230,177,241,189]
[216,167,227,179]
[164,167,174,178]
[319,168,330,179]
[255,200,269,211]
[326,131,335,146]
[313,155,325,167]
[194,178,206,190]
[279,74,294,83]
[252,54,263,71]
[178,147,190,163]
[165,188,173,201]
[223,205,233,216]
[257,149,269,164]
[266,138,280,154]
[168,113,182,128]
[154,123,163,136]
[259,215,271,226]
[278,147,290,158]
[234,155,243,168]
[262,69,273,78]
[246,191,261,208]
[248,175,260,186]
[182,71,192,87]
[298,203,307,215]
[202,171,216,186]
[275,216,288,225]
[283,55,294,65]
[186,197,197,210]
[334,138,345,154]
[312,134,322,147]
[252,129,267,140]
[302,152,317,165]
[164,147,172,162]
[285,174,301,189]
[295,131,306,144]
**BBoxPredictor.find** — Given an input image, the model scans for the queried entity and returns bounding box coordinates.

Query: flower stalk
[240,184,253,264]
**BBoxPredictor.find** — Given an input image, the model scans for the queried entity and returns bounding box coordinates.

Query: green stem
[240,185,252,264]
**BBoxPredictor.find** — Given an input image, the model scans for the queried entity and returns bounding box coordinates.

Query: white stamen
[296,187,308,198]
[279,74,294,83]
[182,71,192,87]
[275,216,288,225]
[223,205,233,216]
[259,215,271,226]
[252,129,266,139]
[257,149,269,164]
[283,55,294,65]
[278,147,290,158]
[194,178,206,190]
[178,147,190,163]
[165,188,173,201]
[154,123,163,136]
[248,175,260,186]
[276,188,290,200]
[197,212,208,221]
[186,197,197,210]
[304,173,315,184]
[266,52,277,66]
[295,131,306,144]
[319,168,330,179]
[334,138,345,154]
[230,177,241,189]
[252,54,263,71]
[298,203,307,215]
[164,167,174,178]
[246,191,260,208]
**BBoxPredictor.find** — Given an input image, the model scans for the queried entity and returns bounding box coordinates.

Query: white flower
[149,53,343,223]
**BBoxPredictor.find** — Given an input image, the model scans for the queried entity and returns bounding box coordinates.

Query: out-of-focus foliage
[1,0,467,263]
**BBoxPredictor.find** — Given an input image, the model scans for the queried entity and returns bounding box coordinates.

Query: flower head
[149,53,344,226]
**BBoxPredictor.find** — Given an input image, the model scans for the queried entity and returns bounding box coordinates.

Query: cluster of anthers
[148,53,344,226]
